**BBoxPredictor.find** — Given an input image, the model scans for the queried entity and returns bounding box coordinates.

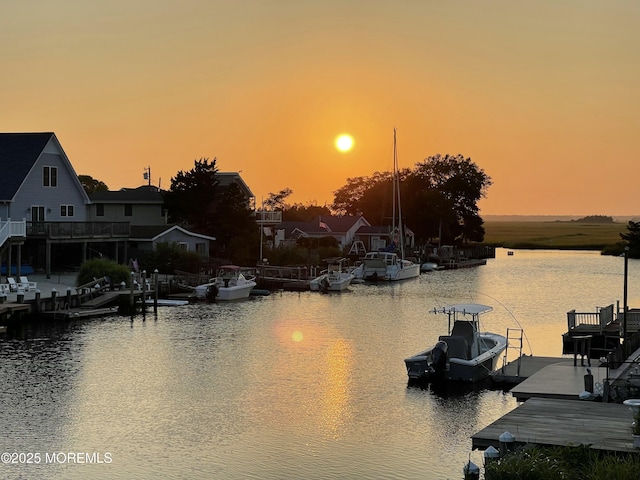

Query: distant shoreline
[483,214,639,223]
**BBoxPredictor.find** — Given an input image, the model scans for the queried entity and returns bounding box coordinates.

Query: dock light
[483,445,500,466]
[498,431,515,455]
[463,460,479,480]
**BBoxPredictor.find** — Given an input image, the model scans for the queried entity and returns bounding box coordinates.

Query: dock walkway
[472,397,636,453]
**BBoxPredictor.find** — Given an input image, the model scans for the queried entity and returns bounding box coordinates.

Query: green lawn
[483,221,628,250]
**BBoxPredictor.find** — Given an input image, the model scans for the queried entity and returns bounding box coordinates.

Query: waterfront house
[0,132,219,276]
[274,215,371,249]
[0,132,91,277]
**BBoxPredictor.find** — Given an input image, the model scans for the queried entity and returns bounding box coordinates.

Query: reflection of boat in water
[309,258,354,292]
[404,304,507,384]
[144,298,189,306]
[195,265,256,301]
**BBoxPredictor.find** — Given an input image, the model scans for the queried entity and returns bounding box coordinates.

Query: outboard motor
[431,340,448,374]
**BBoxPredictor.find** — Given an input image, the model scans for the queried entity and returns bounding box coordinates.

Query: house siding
[152,230,210,255]
[11,152,87,222]
[88,203,165,226]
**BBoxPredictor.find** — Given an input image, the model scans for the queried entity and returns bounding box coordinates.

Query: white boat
[352,251,420,281]
[420,261,442,272]
[195,265,256,301]
[404,304,507,383]
[351,129,420,282]
[309,257,355,292]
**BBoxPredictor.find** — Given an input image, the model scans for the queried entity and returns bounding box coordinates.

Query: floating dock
[472,397,636,453]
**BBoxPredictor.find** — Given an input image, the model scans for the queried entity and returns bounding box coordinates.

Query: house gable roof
[0,132,90,204]
[0,132,55,201]
[130,224,215,241]
[277,215,370,236]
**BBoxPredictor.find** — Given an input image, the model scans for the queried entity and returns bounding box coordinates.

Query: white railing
[0,219,27,248]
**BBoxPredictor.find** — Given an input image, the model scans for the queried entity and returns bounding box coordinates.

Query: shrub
[77,258,131,287]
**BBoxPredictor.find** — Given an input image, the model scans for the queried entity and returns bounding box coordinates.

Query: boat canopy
[433,304,492,316]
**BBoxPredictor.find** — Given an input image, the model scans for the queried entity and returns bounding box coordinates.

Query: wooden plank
[510,364,608,401]
[472,397,636,452]
[491,356,572,384]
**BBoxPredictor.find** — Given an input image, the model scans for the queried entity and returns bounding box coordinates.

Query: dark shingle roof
[90,185,164,203]
[0,133,54,201]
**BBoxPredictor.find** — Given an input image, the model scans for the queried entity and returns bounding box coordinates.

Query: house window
[124,204,132,217]
[43,166,58,187]
[195,243,206,255]
[96,204,104,216]
[61,205,74,217]
[178,242,188,251]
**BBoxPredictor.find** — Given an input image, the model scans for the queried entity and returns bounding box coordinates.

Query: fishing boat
[309,257,354,292]
[195,265,256,301]
[351,129,420,282]
[404,304,507,383]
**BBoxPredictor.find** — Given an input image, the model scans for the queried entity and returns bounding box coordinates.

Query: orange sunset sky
[2,1,639,216]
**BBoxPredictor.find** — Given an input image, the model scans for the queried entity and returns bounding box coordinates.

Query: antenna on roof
[143,166,151,186]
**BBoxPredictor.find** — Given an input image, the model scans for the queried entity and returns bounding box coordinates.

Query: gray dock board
[510,364,608,401]
[491,356,573,384]
[472,397,636,452]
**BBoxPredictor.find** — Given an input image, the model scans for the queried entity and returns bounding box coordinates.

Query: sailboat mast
[393,128,405,260]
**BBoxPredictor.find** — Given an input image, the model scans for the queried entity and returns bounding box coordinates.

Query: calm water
[2,249,640,479]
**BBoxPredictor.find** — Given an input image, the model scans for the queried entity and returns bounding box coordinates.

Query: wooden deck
[509,363,609,401]
[491,356,573,385]
[472,397,637,453]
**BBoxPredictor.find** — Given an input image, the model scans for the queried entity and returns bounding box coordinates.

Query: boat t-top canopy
[433,304,493,317]
[432,304,493,334]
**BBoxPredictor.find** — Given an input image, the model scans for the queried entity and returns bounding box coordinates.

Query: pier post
[35,290,41,313]
[17,289,24,303]
[154,269,159,314]
[129,271,134,308]
[66,287,72,310]
[0,293,5,304]
[51,289,57,312]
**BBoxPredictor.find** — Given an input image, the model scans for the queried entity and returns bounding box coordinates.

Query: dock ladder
[502,328,524,376]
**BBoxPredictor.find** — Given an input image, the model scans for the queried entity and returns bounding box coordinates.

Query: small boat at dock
[195,265,256,301]
[309,257,354,292]
[404,304,507,383]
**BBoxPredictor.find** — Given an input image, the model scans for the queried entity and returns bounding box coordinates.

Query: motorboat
[420,261,442,272]
[404,304,507,383]
[309,257,354,292]
[351,251,420,282]
[195,265,256,301]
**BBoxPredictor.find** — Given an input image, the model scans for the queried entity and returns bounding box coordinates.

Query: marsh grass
[483,221,627,250]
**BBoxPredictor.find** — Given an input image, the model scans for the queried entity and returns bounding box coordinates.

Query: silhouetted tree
[621,220,640,258]
[164,158,219,234]
[78,175,108,194]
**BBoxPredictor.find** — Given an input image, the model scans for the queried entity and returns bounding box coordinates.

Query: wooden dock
[491,356,573,385]
[472,397,637,453]
[509,363,608,401]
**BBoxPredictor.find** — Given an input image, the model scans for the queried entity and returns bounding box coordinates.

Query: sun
[335,134,354,153]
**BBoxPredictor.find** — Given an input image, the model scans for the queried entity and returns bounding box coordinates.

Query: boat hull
[405,332,507,383]
[309,273,354,292]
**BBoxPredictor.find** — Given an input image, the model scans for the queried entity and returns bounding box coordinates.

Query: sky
[2,1,639,216]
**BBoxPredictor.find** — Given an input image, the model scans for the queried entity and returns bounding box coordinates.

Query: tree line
[80,153,640,264]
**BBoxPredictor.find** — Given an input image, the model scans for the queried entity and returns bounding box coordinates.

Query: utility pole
[623,246,629,356]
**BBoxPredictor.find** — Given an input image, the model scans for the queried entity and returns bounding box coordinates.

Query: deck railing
[27,221,130,239]
[567,304,614,332]
[0,219,27,248]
